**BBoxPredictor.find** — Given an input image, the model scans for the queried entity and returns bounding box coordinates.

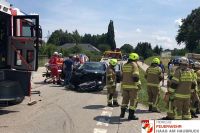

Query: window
[15,49,22,66]
[26,50,34,63]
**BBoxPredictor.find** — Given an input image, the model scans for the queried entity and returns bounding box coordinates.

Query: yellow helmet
[152,58,160,64]
[129,53,139,61]
[109,59,118,66]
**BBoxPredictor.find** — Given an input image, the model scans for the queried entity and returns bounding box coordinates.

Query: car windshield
[79,62,105,71]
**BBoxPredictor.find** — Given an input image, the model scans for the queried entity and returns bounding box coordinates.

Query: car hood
[76,69,105,75]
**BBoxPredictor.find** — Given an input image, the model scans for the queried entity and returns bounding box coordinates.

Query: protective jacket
[145,65,162,88]
[106,65,116,87]
[121,62,139,89]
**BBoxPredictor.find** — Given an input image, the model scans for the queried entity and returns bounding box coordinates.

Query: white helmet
[194,61,200,69]
[179,57,189,65]
[59,53,63,57]
[53,52,58,55]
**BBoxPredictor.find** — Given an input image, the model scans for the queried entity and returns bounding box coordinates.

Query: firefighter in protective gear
[106,59,119,107]
[171,57,195,120]
[120,53,140,120]
[190,61,200,117]
[162,62,178,120]
[145,57,162,112]
[195,62,200,114]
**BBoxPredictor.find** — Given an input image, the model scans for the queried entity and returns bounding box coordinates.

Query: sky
[8,0,200,49]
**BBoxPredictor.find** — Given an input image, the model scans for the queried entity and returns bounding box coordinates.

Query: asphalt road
[0,66,199,133]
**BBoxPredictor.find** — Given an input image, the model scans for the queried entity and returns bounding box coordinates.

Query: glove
[132,77,139,82]
[159,76,163,81]
[168,76,173,80]
[170,82,178,89]
[191,83,196,90]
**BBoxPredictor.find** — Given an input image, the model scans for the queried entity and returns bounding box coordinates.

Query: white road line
[96,117,110,126]
[93,107,114,133]
[101,110,112,117]
[103,107,113,111]
[93,128,107,133]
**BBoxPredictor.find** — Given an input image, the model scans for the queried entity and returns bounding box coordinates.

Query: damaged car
[70,62,107,91]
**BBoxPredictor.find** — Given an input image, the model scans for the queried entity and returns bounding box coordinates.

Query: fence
[38,55,48,67]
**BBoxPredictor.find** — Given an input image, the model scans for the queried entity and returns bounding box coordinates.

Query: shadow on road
[33,81,47,85]
[0,109,19,115]
[135,109,152,114]
[83,105,106,110]
[94,115,122,125]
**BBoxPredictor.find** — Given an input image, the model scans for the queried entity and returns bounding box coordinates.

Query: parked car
[70,62,107,91]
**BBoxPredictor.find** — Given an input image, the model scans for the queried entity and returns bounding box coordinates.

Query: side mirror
[39,27,42,38]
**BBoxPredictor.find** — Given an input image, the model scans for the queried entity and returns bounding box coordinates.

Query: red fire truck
[0,0,42,103]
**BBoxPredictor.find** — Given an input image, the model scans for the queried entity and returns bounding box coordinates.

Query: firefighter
[145,58,162,112]
[162,62,177,120]
[120,53,140,120]
[195,62,200,114]
[106,59,119,107]
[190,61,200,117]
[171,57,195,120]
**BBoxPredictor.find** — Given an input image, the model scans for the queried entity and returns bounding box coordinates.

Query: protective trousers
[173,98,191,120]
[107,86,118,104]
[191,91,199,114]
[121,89,138,111]
[147,86,160,111]
[167,98,174,119]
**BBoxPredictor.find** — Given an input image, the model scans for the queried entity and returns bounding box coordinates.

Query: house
[59,43,101,52]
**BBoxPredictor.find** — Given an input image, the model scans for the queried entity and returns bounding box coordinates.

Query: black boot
[191,111,198,118]
[196,108,200,114]
[128,109,138,120]
[107,103,113,107]
[148,105,152,112]
[113,101,119,107]
[161,116,173,120]
[120,108,126,118]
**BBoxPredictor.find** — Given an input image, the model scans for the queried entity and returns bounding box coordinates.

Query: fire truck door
[7,15,40,71]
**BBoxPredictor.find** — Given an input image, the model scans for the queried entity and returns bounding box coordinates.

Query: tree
[135,42,153,59]
[120,44,134,54]
[98,44,111,52]
[72,30,81,45]
[47,29,64,45]
[107,20,116,50]
[153,45,162,55]
[176,7,200,52]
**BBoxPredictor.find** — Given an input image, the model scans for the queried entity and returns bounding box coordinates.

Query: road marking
[103,107,113,111]
[94,107,113,133]
[96,117,110,126]
[93,128,107,133]
[101,110,112,117]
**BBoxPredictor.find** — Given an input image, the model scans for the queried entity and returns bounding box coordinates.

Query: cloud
[154,35,172,43]
[136,28,142,33]
[175,18,183,26]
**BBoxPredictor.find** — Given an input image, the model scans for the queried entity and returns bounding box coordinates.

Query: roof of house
[59,43,101,52]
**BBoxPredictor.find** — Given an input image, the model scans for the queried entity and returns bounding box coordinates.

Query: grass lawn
[138,68,167,112]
